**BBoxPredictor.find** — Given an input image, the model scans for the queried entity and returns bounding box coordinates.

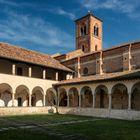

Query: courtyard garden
[0,114,140,140]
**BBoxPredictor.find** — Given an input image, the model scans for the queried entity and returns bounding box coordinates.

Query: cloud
[0,0,37,8]
[0,10,74,54]
[49,8,76,20]
[0,0,76,20]
[79,0,140,18]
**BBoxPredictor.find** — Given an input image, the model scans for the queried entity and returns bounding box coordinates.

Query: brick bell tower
[75,12,103,53]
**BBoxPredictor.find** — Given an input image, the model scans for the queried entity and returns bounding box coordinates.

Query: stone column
[67,94,69,107]
[128,93,131,110]
[79,94,81,107]
[43,69,46,79]
[12,64,16,75]
[70,74,73,79]
[28,67,32,77]
[78,57,81,78]
[66,74,70,80]
[43,94,46,106]
[29,94,31,107]
[109,94,112,110]
[57,91,60,106]
[96,52,103,75]
[128,44,132,71]
[56,72,58,81]
[123,44,132,71]
[93,94,95,108]
[12,93,15,107]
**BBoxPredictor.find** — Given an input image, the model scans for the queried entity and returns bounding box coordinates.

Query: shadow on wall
[57,107,140,120]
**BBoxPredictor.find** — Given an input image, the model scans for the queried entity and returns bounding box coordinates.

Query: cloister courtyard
[0,114,140,140]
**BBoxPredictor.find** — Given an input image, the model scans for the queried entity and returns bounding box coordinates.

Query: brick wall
[80,53,97,75]
[131,42,140,69]
[56,41,140,78]
[102,46,129,73]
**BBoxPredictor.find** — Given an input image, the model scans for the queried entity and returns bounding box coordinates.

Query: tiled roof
[54,70,140,86]
[75,13,103,22]
[0,43,73,72]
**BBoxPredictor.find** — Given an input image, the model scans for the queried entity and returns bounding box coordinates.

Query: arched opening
[84,25,86,35]
[94,24,99,37]
[15,85,29,107]
[95,85,109,108]
[81,86,93,107]
[80,24,87,36]
[46,88,56,106]
[59,88,67,106]
[0,83,12,107]
[32,87,44,107]
[131,82,140,110]
[80,27,84,36]
[112,84,128,109]
[69,87,79,107]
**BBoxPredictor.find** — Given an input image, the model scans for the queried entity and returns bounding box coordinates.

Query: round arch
[15,85,29,107]
[0,83,13,107]
[95,85,109,108]
[131,82,140,110]
[81,86,93,107]
[32,86,44,107]
[68,87,79,107]
[59,88,67,107]
[111,83,128,109]
[46,88,56,106]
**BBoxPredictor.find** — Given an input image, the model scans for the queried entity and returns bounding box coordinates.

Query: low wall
[58,107,140,120]
[0,107,56,116]
[0,107,140,120]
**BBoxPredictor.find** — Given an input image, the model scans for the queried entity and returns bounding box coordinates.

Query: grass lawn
[0,114,140,140]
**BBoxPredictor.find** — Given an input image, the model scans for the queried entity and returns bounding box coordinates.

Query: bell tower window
[84,25,86,35]
[80,24,87,36]
[94,25,99,37]
[80,27,84,36]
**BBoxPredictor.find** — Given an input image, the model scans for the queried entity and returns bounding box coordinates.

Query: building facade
[0,13,140,119]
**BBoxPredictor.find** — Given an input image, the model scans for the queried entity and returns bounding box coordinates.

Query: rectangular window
[17,67,23,76]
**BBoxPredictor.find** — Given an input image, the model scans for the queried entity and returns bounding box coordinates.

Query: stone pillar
[93,94,95,108]
[43,94,46,106]
[57,91,60,106]
[67,94,69,107]
[29,94,31,107]
[79,94,81,107]
[12,64,16,75]
[96,52,103,75]
[109,94,112,110]
[123,44,132,71]
[43,69,46,79]
[56,72,58,81]
[70,74,73,79]
[128,44,132,71]
[66,74,70,80]
[12,93,15,107]
[78,57,81,78]
[128,93,131,110]
[28,67,32,77]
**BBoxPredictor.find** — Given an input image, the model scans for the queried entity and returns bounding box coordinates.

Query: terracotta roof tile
[0,43,72,72]
[54,70,140,86]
